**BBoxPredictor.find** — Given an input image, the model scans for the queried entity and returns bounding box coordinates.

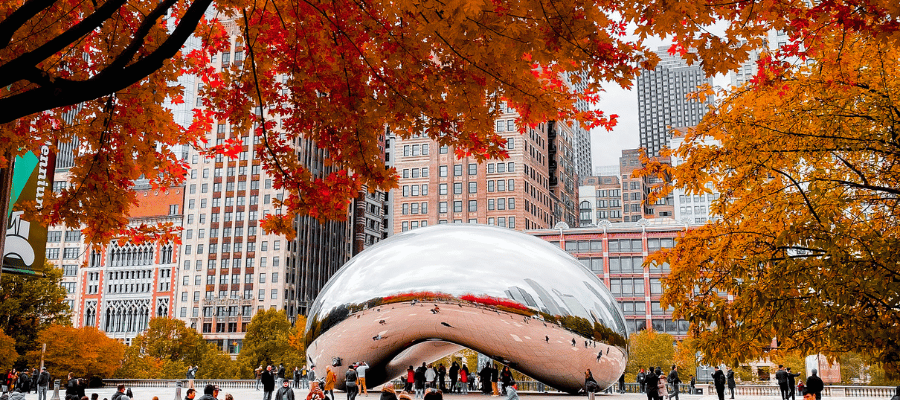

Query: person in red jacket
[405,366,415,393]
[459,365,468,395]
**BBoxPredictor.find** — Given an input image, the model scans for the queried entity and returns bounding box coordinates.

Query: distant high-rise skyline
[636,47,714,157]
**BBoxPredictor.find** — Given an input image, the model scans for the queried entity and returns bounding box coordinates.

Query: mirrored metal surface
[305,224,628,393]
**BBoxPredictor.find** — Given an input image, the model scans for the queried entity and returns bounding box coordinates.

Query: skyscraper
[392,104,579,232]
[637,47,713,157]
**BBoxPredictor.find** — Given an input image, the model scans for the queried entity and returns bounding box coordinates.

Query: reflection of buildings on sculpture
[529,219,709,339]
[48,183,183,345]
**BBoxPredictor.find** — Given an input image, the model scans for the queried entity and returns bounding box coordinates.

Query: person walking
[263,366,277,400]
[308,367,317,390]
[805,369,823,400]
[300,366,309,389]
[775,365,789,400]
[324,366,336,400]
[618,373,625,394]
[448,363,459,394]
[345,365,359,400]
[668,365,680,400]
[405,366,415,394]
[37,368,50,400]
[657,367,668,400]
[712,366,726,400]
[786,368,800,400]
[276,379,295,400]
[357,362,369,396]
[644,368,658,400]
[689,375,695,395]
[293,367,301,389]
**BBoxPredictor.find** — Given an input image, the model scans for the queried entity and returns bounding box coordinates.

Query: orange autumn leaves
[645,34,900,375]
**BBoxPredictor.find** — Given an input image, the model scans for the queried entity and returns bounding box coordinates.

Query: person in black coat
[644,368,658,400]
[775,365,789,400]
[262,366,277,400]
[804,369,823,400]
[448,363,459,394]
[618,374,625,394]
[712,367,726,400]
[668,365,681,400]
[478,365,490,395]
[786,368,800,400]
[726,367,736,399]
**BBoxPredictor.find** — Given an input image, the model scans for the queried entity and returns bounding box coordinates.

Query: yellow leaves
[657,31,900,373]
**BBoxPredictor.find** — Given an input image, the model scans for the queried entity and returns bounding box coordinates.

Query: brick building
[529,219,691,338]
[392,105,579,232]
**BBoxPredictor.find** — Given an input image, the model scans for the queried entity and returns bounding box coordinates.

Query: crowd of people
[2,368,52,400]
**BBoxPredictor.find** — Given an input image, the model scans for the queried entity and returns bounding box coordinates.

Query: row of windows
[183,272,280,286]
[179,256,281,271]
[595,199,622,208]
[46,231,82,243]
[626,319,689,335]
[187,193,280,209]
[184,226,261,240]
[596,210,622,219]
[46,248,80,260]
[681,206,707,215]
[435,198,517,213]
[566,238,676,254]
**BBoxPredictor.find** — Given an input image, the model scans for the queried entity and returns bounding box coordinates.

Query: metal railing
[100,379,898,397]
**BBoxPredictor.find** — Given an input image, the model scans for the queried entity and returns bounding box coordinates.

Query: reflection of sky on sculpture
[307,224,625,339]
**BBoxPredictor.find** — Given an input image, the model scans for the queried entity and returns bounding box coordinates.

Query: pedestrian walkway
[16,386,889,400]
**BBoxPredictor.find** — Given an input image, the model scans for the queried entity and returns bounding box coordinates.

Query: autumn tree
[647,33,900,376]
[0,262,70,354]
[26,325,124,379]
[1,0,897,247]
[672,337,698,382]
[116,317,205,379]
[236,309,304,377]
[0,329,17,370]
[624,330,675,382]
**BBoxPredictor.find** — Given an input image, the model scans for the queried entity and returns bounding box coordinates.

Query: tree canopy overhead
[2,0,899,243]
[647,32,900,376]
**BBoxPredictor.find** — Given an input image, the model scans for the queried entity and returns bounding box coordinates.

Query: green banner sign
[4,145,55,276]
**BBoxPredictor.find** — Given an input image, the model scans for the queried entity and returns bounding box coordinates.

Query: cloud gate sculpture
[305,224,628,393]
